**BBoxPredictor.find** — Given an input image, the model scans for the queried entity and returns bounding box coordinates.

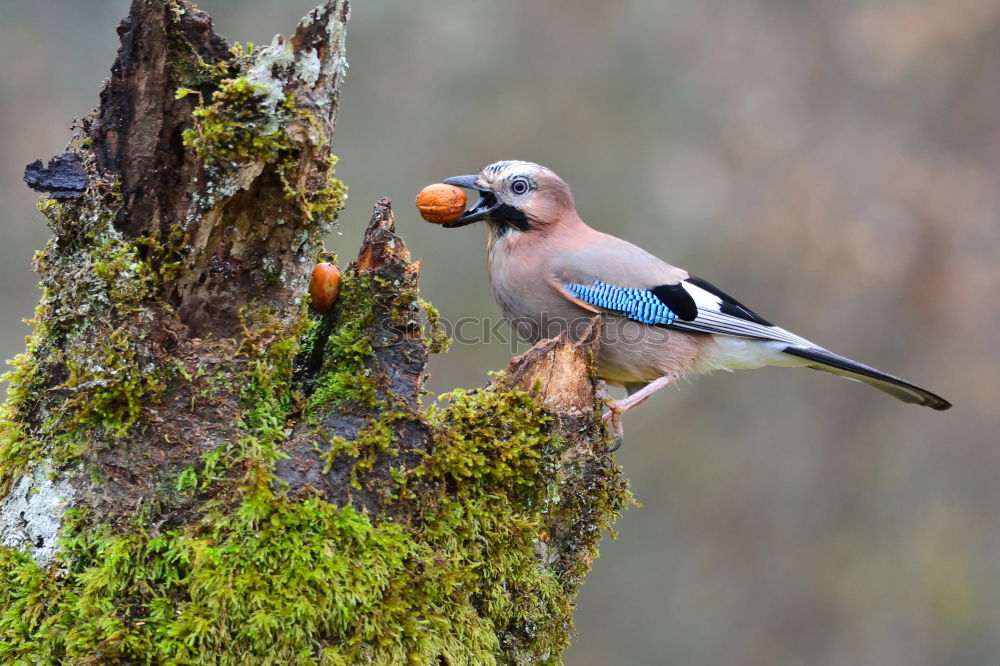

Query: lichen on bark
[0,1,629,664]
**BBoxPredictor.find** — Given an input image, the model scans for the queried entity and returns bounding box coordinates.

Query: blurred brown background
[3,1,999,664]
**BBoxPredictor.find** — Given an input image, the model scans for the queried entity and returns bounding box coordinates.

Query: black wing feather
[685,276,774,326]
[650,284,698,321]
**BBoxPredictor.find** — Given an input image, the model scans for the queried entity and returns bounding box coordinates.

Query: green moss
[2,97,620,662]
[322,411,406,489]
[2,145,620,664]
[91,237,160,308]
[0,407,39,499]
[0,380,608,665]
[304,263,451,422]
[168,29,232,94]
[414,385,576,662]
[1,498,493,665]
[1,240,625,663]
[228,41,256,58]
[134,225,189,285]
[418,297,451,355]
[419,386,550,493]
[57,328,166,438]
[181,79,347,228]
[299,154,348,225]
[0,321,47,496]
[0,420,34,499]
[1,297,625,666]
[230,306,310,472]
[182,77,290,165]
[305,272,379,416]
[34,200,170,438]
[0,181,193,491]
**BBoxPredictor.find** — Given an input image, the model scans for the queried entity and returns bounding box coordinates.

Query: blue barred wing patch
[565,280,678,325]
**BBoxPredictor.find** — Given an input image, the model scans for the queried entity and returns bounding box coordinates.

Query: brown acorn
[309,262,341,314]
[416,183,467,224]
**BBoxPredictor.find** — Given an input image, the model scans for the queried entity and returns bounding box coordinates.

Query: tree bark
[0,2,627,663]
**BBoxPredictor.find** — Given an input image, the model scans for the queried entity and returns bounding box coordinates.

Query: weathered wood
[3,0,351,555]
[0,2,628,663]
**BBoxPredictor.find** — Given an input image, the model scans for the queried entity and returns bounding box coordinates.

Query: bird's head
[441,160,574,234]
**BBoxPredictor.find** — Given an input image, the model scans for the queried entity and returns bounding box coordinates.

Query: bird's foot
[601,400,626,452]
[598,375,679,452]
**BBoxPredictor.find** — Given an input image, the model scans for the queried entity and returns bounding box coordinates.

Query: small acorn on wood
[309,262,341,314]
[416,183,467,224]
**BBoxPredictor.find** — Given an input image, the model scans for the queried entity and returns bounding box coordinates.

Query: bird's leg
[605,375,677,414]
[594,380,615,403]
[601,375,677,451]
[605,412,625,451]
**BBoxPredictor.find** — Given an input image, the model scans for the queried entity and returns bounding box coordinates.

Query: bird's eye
[510,177,530,195]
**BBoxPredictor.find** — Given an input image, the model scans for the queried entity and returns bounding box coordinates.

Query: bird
[439,160,951,447]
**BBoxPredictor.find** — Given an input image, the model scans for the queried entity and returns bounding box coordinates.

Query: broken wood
[0,1,627,662]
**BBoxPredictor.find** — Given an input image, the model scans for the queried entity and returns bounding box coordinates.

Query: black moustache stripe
[493,203,531,233]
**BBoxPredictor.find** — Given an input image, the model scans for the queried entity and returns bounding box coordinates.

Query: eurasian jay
[441,160,951,446]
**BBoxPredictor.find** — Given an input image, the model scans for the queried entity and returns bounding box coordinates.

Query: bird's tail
[781,346,951,411]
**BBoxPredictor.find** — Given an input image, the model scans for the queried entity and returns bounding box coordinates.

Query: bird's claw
[594,380,615,405]
[601,401,625,452]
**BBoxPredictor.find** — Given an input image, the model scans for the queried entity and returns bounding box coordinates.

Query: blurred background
[2,1,999,663]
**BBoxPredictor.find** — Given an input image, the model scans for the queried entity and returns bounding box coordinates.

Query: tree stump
[0,1,628,663]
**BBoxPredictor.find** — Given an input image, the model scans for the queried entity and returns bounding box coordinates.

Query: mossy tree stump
[0,1,628,663]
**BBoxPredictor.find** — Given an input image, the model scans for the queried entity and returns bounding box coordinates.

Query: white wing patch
[680,280,723,311]
[673,281,813,347]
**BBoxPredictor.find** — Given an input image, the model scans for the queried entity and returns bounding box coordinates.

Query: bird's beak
[441,174,499,228]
